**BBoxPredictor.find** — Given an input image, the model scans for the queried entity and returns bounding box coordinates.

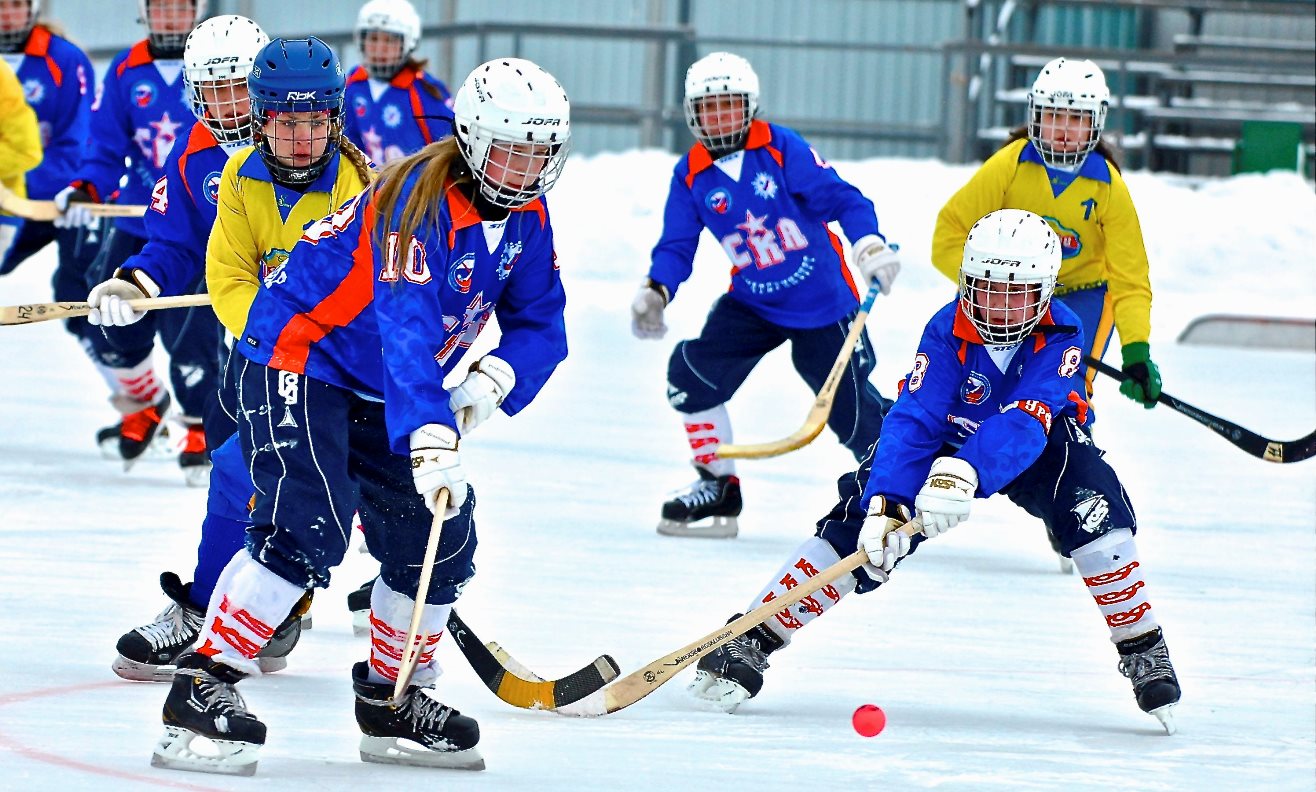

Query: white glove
[409,424,468,519]
[448,354,515,435]
[630,282,668,340]
[857,495,914,580]
[853,234,900,296]
[53,186,98,230]
[87,269,160,326]
[914,456,978,537]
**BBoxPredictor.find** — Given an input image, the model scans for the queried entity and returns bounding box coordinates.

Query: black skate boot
[348,577,376,637]
[352,661,485,770]
[687,616,785,713]
[657,468,742,538]
[113,572,205,682]
[1116,627,1181,734]
[120,392,171,466]
[178,422,210,488]
[151,652,265,776]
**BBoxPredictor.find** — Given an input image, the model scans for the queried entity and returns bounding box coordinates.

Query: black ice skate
[151,652,265,776]
[352,661,485,771]
[347,577,376,637]
[177,422,210,488]
[120,393,172,467]
[113,572,307,682]
[657,468,742,538]
[1116,627,1181,735]
[687,616,785,713]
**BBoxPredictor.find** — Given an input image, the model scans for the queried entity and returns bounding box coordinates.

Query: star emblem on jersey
[751,171,778,199]
[1072,492,1110,533]
[436,292,493,364]
[736,210,770,237]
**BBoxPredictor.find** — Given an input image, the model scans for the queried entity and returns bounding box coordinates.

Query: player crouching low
[687,209,1181,734]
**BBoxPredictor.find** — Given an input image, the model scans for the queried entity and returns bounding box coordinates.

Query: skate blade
[151,724,260,776]
[359,736,485,771]
[255,656,287,674]
[111,656,176,683]
[1057,554,1075,575]
[181,463,211,488]
[351,609,370,637]
[1149,703,1177,735]
[656,516,738,539]
[687,671,749,713]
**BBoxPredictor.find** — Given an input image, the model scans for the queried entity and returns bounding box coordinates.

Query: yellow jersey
[932,138,1152,346]
[0,58,42,200]
[206,147,370,337]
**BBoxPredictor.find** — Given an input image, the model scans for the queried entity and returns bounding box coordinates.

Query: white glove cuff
[410,423,459,451]
[119,268,162,299]
[474,354,516,403]
[928,456,978,492]
[852,234,886,260]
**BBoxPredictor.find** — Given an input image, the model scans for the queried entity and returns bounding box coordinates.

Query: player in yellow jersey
[932,57,1160,412]
[0,56,42,260]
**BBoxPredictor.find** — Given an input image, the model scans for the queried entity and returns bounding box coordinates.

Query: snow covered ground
[1,153,1313,792]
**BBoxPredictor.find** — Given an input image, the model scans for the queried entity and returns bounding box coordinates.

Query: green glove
[1119,342,1161,409]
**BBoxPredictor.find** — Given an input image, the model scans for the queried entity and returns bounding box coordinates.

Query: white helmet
[183,15,269,145]
[452,58,571,209]
[958,209,1062,346]
[683,51,759,154]
[1027,57,1110,168]
[136,0,206,57]
[356,0,421,81]
[0,0,39,53]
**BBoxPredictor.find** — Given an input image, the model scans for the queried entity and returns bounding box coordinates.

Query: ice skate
[687,616,783,713]
[177,423,211,487]
[347,577,375,637]
[352,662,485,770]
[119,392,172,468]
[656,468,742,538]
[151,652,265,776]
[1116,627,1181,735]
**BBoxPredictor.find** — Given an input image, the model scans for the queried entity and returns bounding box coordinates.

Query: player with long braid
[151,55,571,776]
[343,0,452,165]
[111,31,373,683]
[689,209,1181,735]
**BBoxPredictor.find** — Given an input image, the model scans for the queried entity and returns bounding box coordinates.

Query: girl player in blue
[151,57,571,776]
[343,0,452,165]
[632,51,902,539]
[688,209,1181,735]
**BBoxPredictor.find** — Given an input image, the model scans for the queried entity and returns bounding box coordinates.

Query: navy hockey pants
[0,218,104,345]
[816,413,1137,593]
[235,358,476,604]
[666,294,889,462]
[83,227,224,421]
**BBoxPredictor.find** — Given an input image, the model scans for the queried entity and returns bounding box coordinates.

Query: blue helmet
[247,36,346,185]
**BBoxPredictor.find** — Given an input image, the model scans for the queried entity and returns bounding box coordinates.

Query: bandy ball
[852,704,886,737]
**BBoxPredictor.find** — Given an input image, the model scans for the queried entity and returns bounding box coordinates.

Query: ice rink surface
[1,154,1313,791]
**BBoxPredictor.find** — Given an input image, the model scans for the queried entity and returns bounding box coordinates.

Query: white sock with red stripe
[109,358,166,410]
[194,549,307,676]
[683,404,735,478]
[749,536,856,644]
[366,577,450,688]
[1071,528,1160,642]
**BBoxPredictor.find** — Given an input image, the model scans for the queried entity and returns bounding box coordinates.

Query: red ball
[852,704,886,737]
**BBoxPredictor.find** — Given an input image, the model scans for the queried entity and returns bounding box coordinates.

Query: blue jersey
[2,26,93,200]
[343,64,452,164]
[72,40,190,239]
[863,299,1090,508]
[649,120,883,329]
[237,178,567,454]
[127,121,233,296]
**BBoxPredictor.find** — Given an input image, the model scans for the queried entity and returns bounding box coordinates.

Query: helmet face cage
[355,0,420,82]
[0,0,38,52]
[183,16,269,146]
[453,58,571,209]
[138,0,204,57]
[1026,57,1110,169]
[248,37,347,186]
[683,52,759,154]
[957,210,1061,346]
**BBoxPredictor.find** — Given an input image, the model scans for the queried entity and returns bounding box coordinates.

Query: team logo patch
[947,414,980,438]
[353,95,368,117]
[382,104,402,128]
[705,188,731,215]
[1071,490,1110,533]
[131,81,156,108]
[204,171,223,205]
[751,171,778,199]
[960,371,992,405]
[1044,215,1081,259]
[22,79,43,105]
[260,249,290,283]
[497,241,522,280]
[448,252,474,293]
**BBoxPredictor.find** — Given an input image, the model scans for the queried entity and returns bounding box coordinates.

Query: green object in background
[1232,121,1305,174]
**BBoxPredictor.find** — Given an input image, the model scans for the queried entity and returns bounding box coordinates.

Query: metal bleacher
[959,0,1316,176]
